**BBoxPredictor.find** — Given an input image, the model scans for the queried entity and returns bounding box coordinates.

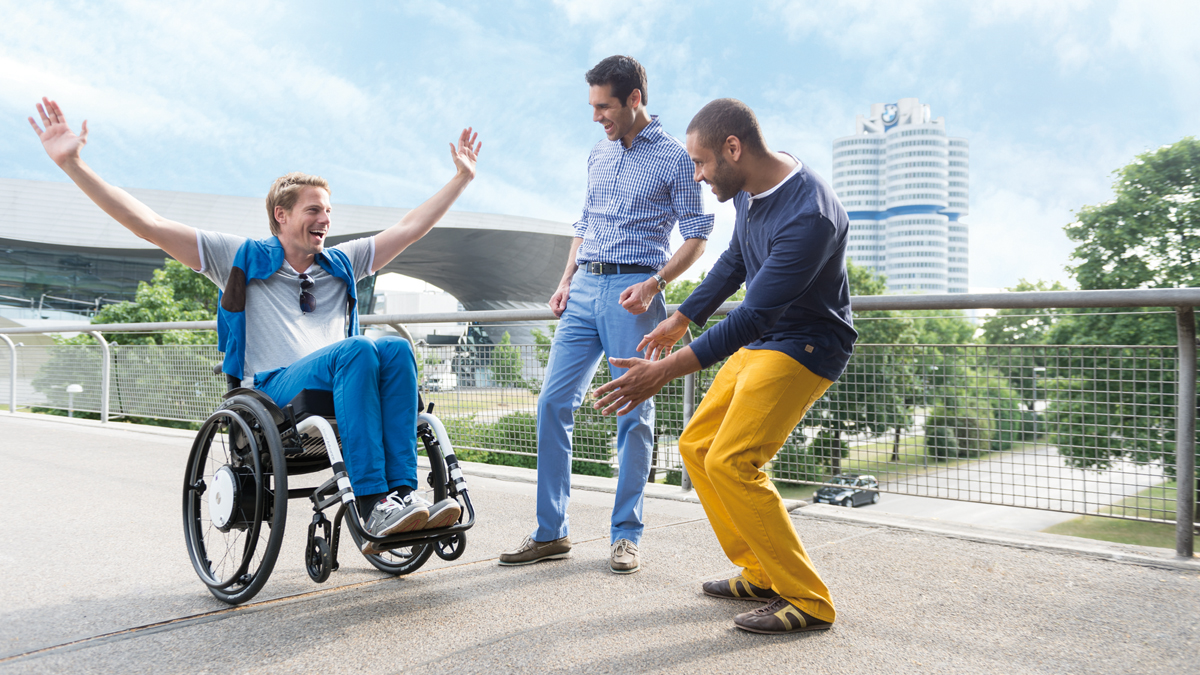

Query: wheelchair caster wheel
[306,537,333,583]
[434,532,466,561]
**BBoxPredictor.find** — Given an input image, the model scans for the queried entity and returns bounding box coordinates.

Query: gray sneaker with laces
[407,494,462,529]
[610,538,640,574]
[361,492,429,555]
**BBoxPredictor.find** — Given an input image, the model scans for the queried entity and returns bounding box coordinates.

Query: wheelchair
[182,369,476,605]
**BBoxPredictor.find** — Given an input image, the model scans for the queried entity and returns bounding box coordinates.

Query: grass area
[1042,481,1183,549]
[840,437,1041,482]
[422,387,539,416]
[775,481,826,501]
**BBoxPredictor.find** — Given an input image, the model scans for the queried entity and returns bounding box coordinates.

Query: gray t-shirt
[196,230,375,386]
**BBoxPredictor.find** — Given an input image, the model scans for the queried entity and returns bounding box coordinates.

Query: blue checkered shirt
[574,116,713,269]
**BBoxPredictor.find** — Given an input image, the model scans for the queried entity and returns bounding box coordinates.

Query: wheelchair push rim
[182,397,288,603]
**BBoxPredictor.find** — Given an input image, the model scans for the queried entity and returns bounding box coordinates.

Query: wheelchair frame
[182,386,475,605]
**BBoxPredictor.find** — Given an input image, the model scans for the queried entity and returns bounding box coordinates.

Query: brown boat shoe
[497,535,572,566]
[733,597,833,634]
[702,575,780,602]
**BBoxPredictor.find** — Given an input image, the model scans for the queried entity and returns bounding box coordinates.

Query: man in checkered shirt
[499,55,713,574]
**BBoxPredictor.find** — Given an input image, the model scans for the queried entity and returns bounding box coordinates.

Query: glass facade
[0,245,168,318]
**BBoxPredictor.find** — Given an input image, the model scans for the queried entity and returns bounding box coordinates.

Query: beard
[707,154,743,203]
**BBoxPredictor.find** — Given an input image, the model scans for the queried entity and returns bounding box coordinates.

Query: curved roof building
[0,178,574,314]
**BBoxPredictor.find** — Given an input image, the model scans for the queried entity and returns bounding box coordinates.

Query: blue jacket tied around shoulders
[217,236,360,381]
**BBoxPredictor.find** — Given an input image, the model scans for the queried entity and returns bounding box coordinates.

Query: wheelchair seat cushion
[287,389,336,419]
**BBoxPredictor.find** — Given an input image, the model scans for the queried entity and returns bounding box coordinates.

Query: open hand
[28,98,87,167]
[636,312,691,361]
[592,357,671,416]
[450,128,482,179]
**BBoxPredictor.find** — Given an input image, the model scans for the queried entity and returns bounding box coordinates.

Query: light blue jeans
[535,270,666,545]
[254,335,419,497]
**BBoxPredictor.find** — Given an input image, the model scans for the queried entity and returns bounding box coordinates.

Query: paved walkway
[1,413,1197,674]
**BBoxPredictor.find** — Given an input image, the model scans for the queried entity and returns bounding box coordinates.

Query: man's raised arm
[371,128,482,272]
[28,98,200,269]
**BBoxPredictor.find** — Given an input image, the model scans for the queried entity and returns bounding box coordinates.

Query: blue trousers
[254,335,419,496]
[535,271,665,545]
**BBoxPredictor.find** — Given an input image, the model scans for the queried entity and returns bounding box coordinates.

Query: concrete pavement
[1,412,1197,674]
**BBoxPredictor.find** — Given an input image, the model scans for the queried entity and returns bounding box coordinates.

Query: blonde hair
[265,172,331,235]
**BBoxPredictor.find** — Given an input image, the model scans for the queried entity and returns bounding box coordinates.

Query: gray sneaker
[498,535,572,566]
[361,492,429,555]
[412,494,461,529]
[609,538,640,574]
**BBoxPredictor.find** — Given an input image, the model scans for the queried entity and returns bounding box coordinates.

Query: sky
[1,0,1197,294]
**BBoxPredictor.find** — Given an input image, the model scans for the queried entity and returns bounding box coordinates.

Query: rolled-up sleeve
[572,147,596,238]
[670,153,713,240]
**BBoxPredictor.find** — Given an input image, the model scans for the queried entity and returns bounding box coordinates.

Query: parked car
[812,474,880,508]
[424,374,458,392]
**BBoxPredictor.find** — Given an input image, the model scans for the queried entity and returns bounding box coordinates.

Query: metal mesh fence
[109,344,225,422]
[2,335,1190,524]
[13,344,107,414]
[778,344,1185,525]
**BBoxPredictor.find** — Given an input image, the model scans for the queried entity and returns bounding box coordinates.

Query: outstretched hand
[636,312,691,361]
[592,357,672,417]
[450,128,482,179]
[28,97,87,167]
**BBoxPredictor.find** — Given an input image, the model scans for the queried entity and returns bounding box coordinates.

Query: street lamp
[66,383,83,418]
[1032,367,1046,439]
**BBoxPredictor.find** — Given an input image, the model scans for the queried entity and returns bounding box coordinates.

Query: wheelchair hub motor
[209,464,255,531]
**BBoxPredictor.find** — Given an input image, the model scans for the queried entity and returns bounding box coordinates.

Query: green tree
[530,325,554,369]
[664,271,746,340]
[34,259,221,426]
[807,261,920,472]
[979,278,1068,411]
[1046,137,1199,505]
[82,259,218,345]
[907,309,976,345]
[490,331,525,388]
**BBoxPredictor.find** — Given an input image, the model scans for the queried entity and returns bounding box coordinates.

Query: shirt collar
[620,115,663,149]
[748,153,803,202]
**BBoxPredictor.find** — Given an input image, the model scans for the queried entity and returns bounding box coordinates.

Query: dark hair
[686,98,768,156]
[585,55,648,107]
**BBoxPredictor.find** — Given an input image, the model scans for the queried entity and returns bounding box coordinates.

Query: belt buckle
[587,262,603,275]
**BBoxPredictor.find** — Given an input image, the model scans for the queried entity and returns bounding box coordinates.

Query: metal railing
[1,288,1196,558]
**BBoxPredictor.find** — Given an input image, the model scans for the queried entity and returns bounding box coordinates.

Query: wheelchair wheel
[435,532,466,561]
[183,396,288,605]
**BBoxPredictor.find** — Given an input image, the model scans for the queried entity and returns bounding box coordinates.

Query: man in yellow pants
[594,98,857,634]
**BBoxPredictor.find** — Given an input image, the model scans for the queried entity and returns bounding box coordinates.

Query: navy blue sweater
[679,162,857,381]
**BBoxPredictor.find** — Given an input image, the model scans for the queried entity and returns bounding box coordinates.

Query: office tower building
[832,98,969,293]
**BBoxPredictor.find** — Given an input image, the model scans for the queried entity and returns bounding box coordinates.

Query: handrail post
[1,334,15,414]
[680,330,695,491]
[1175,307,1195,559]
[388,323,417,351]
[89,331,110,424]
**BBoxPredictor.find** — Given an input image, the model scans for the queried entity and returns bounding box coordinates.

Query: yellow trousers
[680,348,836,622]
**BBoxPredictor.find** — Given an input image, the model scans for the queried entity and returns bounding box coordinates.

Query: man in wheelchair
[29,97,480,556]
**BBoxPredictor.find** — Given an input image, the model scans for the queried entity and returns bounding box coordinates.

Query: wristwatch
[652,273,667,291]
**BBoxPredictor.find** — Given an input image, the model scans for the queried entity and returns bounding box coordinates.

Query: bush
[926,389,996,458]
[924,421,960,459]
[442,408,614,477]
[771,429,828,485]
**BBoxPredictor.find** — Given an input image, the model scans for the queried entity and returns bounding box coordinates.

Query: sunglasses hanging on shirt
[299,273,316,313]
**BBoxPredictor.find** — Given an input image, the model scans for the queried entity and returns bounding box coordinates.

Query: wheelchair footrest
[345,490,476,549]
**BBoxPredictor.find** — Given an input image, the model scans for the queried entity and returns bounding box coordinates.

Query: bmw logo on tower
[831,98,970,294]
